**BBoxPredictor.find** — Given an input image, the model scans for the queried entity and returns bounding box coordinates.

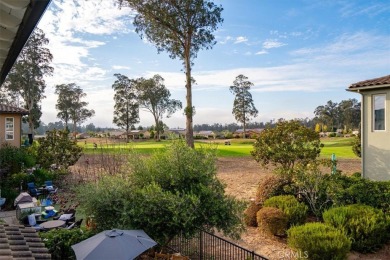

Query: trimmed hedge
[264,195,308,226]
[287,222,351,260]
[323,204,390,253]
[244,201,261,227]
[255,175,294,205]
[257,207,287,236]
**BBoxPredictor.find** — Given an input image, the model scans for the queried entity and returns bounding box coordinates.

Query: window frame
[5,117,14,140]
[372,94,386,131]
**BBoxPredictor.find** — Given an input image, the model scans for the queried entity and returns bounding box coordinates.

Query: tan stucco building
[0,104,28,147]
[348,75,390,181]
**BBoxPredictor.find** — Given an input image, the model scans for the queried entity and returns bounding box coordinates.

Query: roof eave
[347,84,390,92]
[0,0,51,85]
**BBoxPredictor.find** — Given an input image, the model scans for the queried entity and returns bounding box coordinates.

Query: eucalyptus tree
[118,0,223,148]
[136,75,182,141]
[230,74,258,138]
[4,28,53,136]
[55,83,95,138]
[112,73,139,142]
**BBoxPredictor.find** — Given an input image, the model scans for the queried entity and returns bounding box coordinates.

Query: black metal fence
[167,229,268,260]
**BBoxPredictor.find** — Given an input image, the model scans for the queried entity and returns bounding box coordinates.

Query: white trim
[5,116,14,140]
[372,94,386,132]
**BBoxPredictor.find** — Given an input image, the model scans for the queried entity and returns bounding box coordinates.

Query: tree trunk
[155,116,160,141]
[184,49,194,148]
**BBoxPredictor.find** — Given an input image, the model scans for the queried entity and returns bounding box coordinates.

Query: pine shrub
[244,201,261,227]
[323,204,390,253]
[264,195,308,226]
[287,222,351,260]
[257,207,288,236]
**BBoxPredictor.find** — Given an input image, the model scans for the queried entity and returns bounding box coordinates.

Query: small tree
[229,74,258,138]
[251,120,322,176]
[112,74,139,142]
[36,129,82,170]
[135,75,182,141]
[352,132,361,158]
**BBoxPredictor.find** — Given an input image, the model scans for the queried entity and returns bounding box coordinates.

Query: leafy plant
[0,143,35,176]
[257,207,288,236]
[351,132,361,157]
[287,222,351,260]
[264,195,308,226]
[77,140,245,246]
[251,120,322,177]
[255,175,294,206]
[36,129,82,169]
[39,228,96,260]
[323,204,390,253]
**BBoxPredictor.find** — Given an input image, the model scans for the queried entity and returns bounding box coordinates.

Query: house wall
[361,88,390,181]
[0,113,22,147]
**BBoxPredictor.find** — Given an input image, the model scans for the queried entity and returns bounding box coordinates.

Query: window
[373,94,386,131]
[5,117,14,140]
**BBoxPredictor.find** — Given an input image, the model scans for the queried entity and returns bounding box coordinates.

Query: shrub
[287,222,351,260]
[323,204,390,253]
[255,175,293,206]
[257,207,288,236]
[0,143,35,176]
[39,228,96,260]
[328,132,336,137]
[244,201,261,227]
[329,174,390,213]
[264,195,308,226]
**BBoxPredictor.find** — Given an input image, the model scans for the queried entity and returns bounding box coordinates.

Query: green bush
[287,222,351,260]
[244,201,261,227]
[264,195,308,226]
[328,132,337,137]
[329,174,390,213]
[323,204,390,253]
[257,207,288,236]
[255,175,294,206]
[39,228,96,260]
[0,143,35,176]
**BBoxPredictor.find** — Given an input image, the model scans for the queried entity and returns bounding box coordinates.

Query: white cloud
[112,65,132,70]
[218,36,233,44]
[255,50,268,55]
[234,36,248,44]
[263,39,287,49]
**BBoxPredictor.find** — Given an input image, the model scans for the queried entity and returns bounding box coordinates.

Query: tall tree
[56,83,95,138]
[136,75,182,141]
[119,0,223,148]
[229,74,258,138]
[55,83,76,130]
[112,74,139,142]
[4,28,53,136]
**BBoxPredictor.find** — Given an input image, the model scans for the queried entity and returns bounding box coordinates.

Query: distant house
[0,104,28,147]
[234,128,264,138]
[197,130,215,139]
[169,128,186,138]
[76,132,90,139]
[348,75,390,181]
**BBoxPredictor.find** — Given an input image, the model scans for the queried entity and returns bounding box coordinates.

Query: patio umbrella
[72,229,157,260]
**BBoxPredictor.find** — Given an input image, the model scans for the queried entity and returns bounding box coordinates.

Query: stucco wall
[0,114,22,147]
[361,88,390,181]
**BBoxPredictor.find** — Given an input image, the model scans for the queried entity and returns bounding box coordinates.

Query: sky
[36,0,390,128]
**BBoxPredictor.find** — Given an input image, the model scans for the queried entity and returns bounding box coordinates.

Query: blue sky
[37,0,390,128]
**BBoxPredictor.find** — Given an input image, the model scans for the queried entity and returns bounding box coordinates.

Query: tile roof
[0,104,28,115]
[0,224,51,259]
[349,75,390,89]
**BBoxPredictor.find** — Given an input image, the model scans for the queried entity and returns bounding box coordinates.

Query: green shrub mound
[323,204,390,253]
[287,222,351,260]
[244,201,261,227]
[264,195,308,226]
[255,175,293,205]
[257,207,288,236]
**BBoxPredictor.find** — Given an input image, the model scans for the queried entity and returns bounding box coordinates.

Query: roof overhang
[0,0,51,85]
[347,84,390,93]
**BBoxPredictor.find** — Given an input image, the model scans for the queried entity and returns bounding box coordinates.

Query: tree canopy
[135,74,182,140]
[119,0,223,147]
[230,74,258,137]
[4,28,53,135]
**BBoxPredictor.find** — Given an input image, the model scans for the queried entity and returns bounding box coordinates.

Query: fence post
[252,250,255,260]
[199,229,203,260]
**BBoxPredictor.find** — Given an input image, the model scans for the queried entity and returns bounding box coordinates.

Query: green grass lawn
[79,137,358,159]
